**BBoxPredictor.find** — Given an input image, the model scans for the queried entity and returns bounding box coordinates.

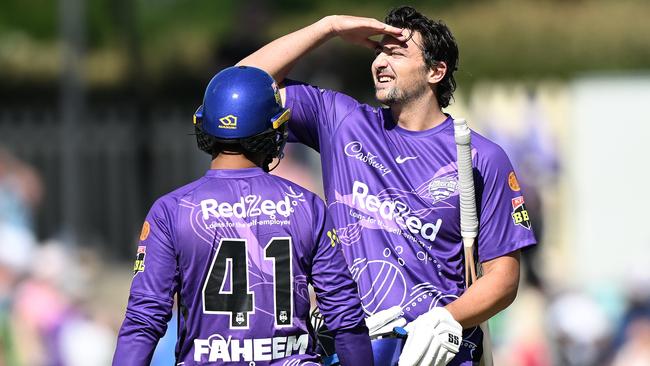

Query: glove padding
[365,306,407,338]
[398,307,462,366]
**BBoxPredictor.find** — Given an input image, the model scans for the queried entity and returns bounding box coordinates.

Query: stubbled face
[372,30,430,106]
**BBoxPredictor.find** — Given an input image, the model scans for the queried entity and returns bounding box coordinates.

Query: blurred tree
[0,0,649,92]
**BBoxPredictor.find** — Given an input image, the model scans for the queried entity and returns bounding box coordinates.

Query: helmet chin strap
[265,156,282,172]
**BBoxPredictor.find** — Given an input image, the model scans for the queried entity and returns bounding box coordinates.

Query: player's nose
[373,55,389,70]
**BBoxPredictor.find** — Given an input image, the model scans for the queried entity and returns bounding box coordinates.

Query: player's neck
[210,153,259,170]
[390,95,447,131]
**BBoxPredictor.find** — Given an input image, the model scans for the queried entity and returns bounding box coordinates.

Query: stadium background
[0,0,649,364]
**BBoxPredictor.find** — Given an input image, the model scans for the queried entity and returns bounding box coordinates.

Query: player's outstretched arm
[237,15,406,84]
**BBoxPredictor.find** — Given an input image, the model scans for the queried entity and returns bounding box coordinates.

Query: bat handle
[463,240,478,287]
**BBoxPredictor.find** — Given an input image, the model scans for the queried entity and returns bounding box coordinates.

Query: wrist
[317,15,339,39]
[443,303,458,322]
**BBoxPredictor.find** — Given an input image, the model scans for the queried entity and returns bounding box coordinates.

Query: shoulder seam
[330,102,364,143]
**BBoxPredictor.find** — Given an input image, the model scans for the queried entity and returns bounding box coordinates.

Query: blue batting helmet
[194,65,290,140]
[193,66,290,170]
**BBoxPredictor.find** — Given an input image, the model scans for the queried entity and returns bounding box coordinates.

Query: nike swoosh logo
[395,155,418,164]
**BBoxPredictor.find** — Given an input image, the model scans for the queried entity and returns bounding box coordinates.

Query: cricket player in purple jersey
[113,66,372,366]
[237,6,537,366]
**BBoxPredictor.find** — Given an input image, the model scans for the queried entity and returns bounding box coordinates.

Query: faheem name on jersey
[200,195,294,220]
[351,181,442,242]
[193,334,308,362]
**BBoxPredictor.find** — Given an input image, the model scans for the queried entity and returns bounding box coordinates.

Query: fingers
[420,338,442,366]
[398,335,420,366]
[436,323,462,353]
[352,17,407,39]
[371,317,407,337]
[366,306,402,333]
[401,308,461,366]
[383,25,409,42]
[367,19,408,42]
[442,351,456,366]
[399,322,434,366]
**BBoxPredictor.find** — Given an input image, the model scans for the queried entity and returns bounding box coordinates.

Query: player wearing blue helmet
[113,66,372,365]
[193,66,291,171]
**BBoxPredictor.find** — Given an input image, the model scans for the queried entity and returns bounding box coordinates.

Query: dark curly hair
[385,6,459,108]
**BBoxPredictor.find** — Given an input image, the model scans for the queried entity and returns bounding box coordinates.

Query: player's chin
[374,89,390,104]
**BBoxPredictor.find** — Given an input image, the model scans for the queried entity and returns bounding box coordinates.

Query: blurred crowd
[471,89,650,366]
[0,149,115,366]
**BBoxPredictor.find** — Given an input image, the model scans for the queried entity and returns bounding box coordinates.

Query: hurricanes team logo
[428,176,458,203]
[218,115,237,129]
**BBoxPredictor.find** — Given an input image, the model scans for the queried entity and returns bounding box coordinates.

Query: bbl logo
[511,196,531,230]
[133,246,146,276]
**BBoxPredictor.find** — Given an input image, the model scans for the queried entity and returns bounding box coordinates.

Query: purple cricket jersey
[285,81,537,365]
[113,168,368,365]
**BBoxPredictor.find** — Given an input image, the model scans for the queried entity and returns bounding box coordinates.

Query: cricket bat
[453,118,494,366]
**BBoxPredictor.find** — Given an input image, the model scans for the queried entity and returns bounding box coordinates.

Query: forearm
[237,16,335,83]
[445,252,521,328]
[112,294,173,366]
[113,316,161,366]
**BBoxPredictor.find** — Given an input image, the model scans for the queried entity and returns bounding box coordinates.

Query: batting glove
[365,306,407,338]
[398,307,462,366]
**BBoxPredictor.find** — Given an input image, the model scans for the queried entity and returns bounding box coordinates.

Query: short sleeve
[475,143,537,262]
[283,80,361,151]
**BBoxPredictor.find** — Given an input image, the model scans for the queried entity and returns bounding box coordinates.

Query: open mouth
[376,74,395,83]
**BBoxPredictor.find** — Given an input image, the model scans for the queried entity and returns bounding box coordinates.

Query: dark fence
[0,103,207,259]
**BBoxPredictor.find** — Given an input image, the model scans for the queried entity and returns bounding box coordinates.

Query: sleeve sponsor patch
[326,228,340,247]
[133,246,146,276]
[140,221,150,241]
[511,196,531,230]
[508,171,521,192]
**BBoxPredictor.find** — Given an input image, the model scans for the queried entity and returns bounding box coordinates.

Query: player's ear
[427,61,447,85]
